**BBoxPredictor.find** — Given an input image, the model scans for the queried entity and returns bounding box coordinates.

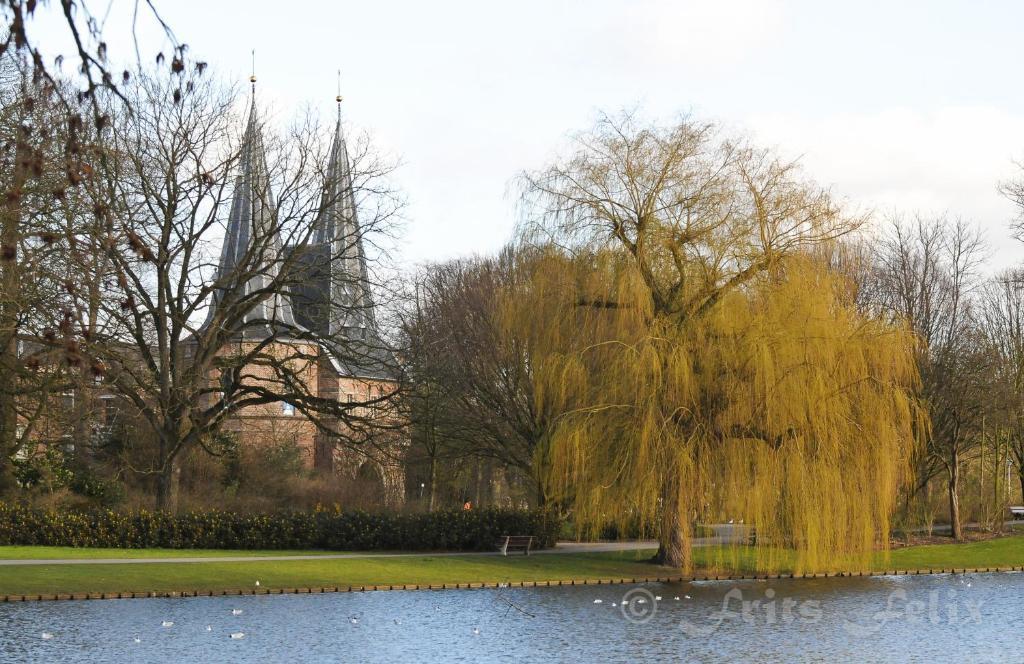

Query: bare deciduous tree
[1,0,203,494]
[0,50,107,489]
[400,248,553,509]
[871,215,989,540]
[981,269,1024,504]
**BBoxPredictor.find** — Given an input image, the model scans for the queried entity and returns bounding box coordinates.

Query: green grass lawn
[691,534,1024,574]
[887,536,1024,570]
[0,549,663,596]
[0,536,1020,596]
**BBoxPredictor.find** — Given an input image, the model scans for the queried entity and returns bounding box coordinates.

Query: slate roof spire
[286,86,396,379]
[202,91,301,339]
[311,88,377,337]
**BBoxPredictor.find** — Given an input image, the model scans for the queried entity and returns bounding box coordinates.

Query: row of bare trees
[399,248,556,510]
[861,216,1024,539]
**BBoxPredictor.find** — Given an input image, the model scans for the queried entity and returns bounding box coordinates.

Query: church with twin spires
[200,84,406,505]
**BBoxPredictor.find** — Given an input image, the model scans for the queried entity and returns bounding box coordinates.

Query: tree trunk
[155,458,181,513]
[71,367,91,456]
[0,331,14,494]
[473,458,482,507]
[427,454,437,512]
[0,366,15,493]
[0,131,28,495]
[948,457,963,541]
[652,467,690,570]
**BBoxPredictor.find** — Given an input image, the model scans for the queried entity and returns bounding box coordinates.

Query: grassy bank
[0,535,1021,596]
[886,535,1024,570]
[690,533,1024,574]
[0,550,662,596]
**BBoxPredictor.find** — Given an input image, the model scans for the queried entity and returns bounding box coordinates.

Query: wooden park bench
[496,535,534,556]
[1010,506,1024,520]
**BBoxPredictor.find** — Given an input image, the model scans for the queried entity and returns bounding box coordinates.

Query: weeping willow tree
[517,111,922,572]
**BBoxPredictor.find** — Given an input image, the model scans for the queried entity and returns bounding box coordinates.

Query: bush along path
[0,504,561,552]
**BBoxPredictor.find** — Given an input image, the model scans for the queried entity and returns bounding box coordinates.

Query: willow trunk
[653,467,691,570]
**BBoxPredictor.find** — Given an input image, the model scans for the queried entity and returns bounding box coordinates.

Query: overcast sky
[28,0,1024,271]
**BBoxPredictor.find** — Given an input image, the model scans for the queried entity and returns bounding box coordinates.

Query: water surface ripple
[1,572,1021,662]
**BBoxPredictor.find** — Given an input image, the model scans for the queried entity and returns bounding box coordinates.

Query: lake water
[1,572,1022,662]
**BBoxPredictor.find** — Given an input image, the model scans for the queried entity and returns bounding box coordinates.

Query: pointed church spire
[286,84,396,380]
[312,87,377,337]
[203,94,302,339]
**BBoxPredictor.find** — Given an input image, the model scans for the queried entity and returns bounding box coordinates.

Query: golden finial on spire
[249,50,256,93]
[335,70,344,122]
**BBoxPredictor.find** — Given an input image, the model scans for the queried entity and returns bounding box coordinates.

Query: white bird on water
[611,602,617,607]
[41,632,53,640]
[206,625,212,632]
[393,619,402,625]
[133,636,141,644]
[684,595,692,600]
[655,596,662,601]
[231,609,243,616]
[593,599,603,604]
[472,628,480,635]
[674,597,680,601]
[161,621,174,628]
[230,632,245,640]
[349,617,359,625]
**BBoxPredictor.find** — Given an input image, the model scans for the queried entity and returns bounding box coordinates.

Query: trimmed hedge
[0,504,561,552]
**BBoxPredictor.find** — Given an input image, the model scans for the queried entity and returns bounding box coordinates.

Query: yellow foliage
[505,250,921,574]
